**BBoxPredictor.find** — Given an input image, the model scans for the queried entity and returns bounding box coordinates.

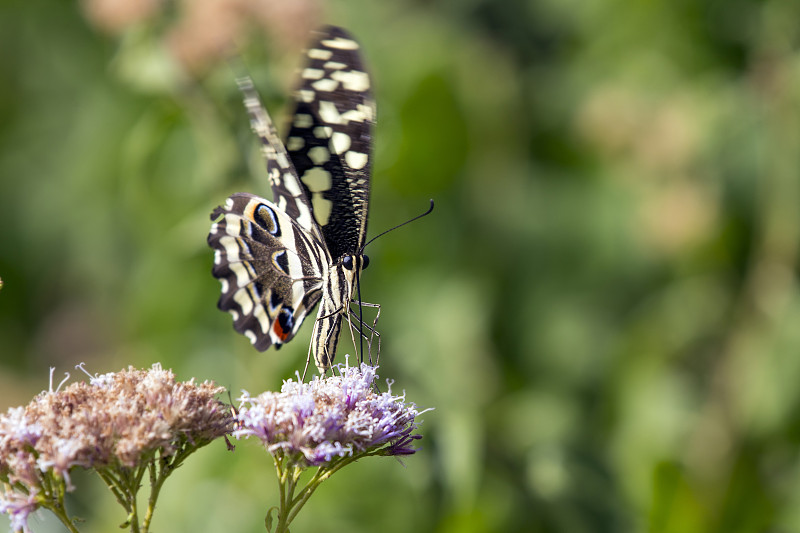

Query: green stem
[268,448,393,532]
[36,472,81,533]
[140,458,159,533]
[284,457,353,526]
[96,468,130,512]
[274,461,298,533]
[142,447,191,533]
[124,467,143,533]
[45,502,82,533]
[274,456,285,531]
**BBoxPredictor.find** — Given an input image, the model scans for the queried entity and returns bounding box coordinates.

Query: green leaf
[265,506,277,532]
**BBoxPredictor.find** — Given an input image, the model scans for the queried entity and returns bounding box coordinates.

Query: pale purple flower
[0,492,39,533]
[234,363,428,466]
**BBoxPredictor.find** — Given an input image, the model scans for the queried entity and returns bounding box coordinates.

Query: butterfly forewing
[286,26,375,260]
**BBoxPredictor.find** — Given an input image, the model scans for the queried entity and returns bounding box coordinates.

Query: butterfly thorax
[311,254,368,372]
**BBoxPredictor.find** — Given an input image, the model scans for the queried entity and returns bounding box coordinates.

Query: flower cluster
[0,364,232,532]
[235,363,426,466]
[0,362,429,533]
[79,0,321,72]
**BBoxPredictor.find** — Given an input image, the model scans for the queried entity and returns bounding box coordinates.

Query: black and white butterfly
[208,26,376,374]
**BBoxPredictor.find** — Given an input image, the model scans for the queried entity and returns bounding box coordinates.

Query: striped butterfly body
[208,26,375,374]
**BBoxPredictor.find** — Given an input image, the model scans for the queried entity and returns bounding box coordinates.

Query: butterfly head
[335,253,370,300]
[342,254,369,272]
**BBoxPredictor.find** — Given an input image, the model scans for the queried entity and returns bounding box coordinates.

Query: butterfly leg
[355,301,381,367]
[302,322,317,381]
[343,311,361,364]
[348,301,381,366]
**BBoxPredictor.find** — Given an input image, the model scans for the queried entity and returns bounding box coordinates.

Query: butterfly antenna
[361,199,435,251]
[352,199,433,368]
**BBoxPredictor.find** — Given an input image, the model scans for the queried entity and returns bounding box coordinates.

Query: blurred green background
[2,0,800,531]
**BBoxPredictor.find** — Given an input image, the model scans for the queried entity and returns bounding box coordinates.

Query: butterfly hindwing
[286,26,375,260]
[209,193,326,351]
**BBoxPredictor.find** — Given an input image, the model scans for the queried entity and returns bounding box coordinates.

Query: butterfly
[208,26,376,374]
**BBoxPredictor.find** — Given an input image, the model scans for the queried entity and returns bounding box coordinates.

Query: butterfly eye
[362,255,370,270]
[342,255,354,270]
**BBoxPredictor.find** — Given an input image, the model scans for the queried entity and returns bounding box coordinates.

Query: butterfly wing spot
[293,113,314,128]
[286,136,305,151]
[308,145,330,165]
[275,152,291,170]
[321,37,359,50]
[245,330,258,345]
[217,235,240,262]
[311,195,333,226]
[272,250,291,275]
[342,108,371,123]
[226,249,257,288]
[302,167,332,192]
[251,204,281,236]
[282,172,304,197]
[311,78,339,92]
[233,287,255,315]
[219,214,242,237]
[318,101,342,125]
[324,61,347,70]
[331,70,370,92]
[272,308,296,342]
[302,68,325,80]
[330,132,351,154]
[345,151,368,170]
[357,103,375,122]
[253,303,272,334]
[300,166,334,226]
[308,48,333,60]
[317,101,374,126]
[313,126,333,139]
